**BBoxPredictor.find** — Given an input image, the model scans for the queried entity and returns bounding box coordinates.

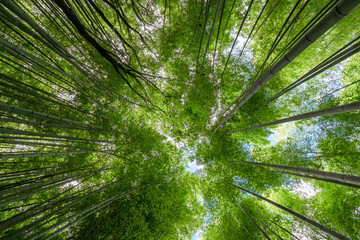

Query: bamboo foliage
[235,160,360,185]
[256,37,360,111]
[211,0,360,138]
[237,203,271,240]
[229,101,360,134]
[1,0,360,239]
[228,182,351,240]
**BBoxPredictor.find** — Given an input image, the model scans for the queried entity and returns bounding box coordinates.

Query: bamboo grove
[0,0,359,239]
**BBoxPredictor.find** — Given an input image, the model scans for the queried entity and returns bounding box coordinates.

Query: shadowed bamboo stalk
[243,226,255,240]
[211,0,360,138]
[273,170,360,189]
[1,182,115,240]
[256,38,360,111]
[198,0,222,77]
[234,160,360,185]
[228,101,360,134]
[226,182,351,240]
[0,150,97,160]
[0,127,109,142]
[26,188,136,240]
[254,211,301,240]
[237,203,271,239]
[260,220,284,240]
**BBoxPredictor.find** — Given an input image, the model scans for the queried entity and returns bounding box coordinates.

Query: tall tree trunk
[237,203,271,240]
[243,226,255,240]
[274,170,360,189]
[234,161,360,185]
[2,183,114,240]
[260,220,284,240]
[229,101,360,134]
[256,38,360,111]
[199,0,222,77]
[0,150,96,160]
[0,127,109,142]
[227,182,351,240]
[196,0,212,68]
[218,224,230,240]
[222,0,254,76]
[0,102,102,130]
[255,211,301,240]
[26,189,135,240]
[211,0,360,138]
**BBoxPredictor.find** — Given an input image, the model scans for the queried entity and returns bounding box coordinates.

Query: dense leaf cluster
[0,0,359,239]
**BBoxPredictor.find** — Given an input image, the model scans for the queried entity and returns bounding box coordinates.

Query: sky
[186,160,205,173]
[191,229,203,240]
[185,156,204,239]
[181,32,344,240]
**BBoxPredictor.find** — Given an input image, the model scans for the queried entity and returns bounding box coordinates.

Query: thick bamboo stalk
[2,184,111,240]
[1,0,67,53]
[236,161,360,185]
[229,101,360,134]
[0,150,96,160]
[0,102,102,129]
[274,170,360,189]
[26,189,135,240]
[0,127,109,142]
[254,211,301,240]
[211,0,360,138]
[243,226,255,240]
[257,39,360,111]
[260,220,284,240]
[238,203,271,240]
[0,175,84,208]
[198,0,222,77]
[227,182,351,240]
